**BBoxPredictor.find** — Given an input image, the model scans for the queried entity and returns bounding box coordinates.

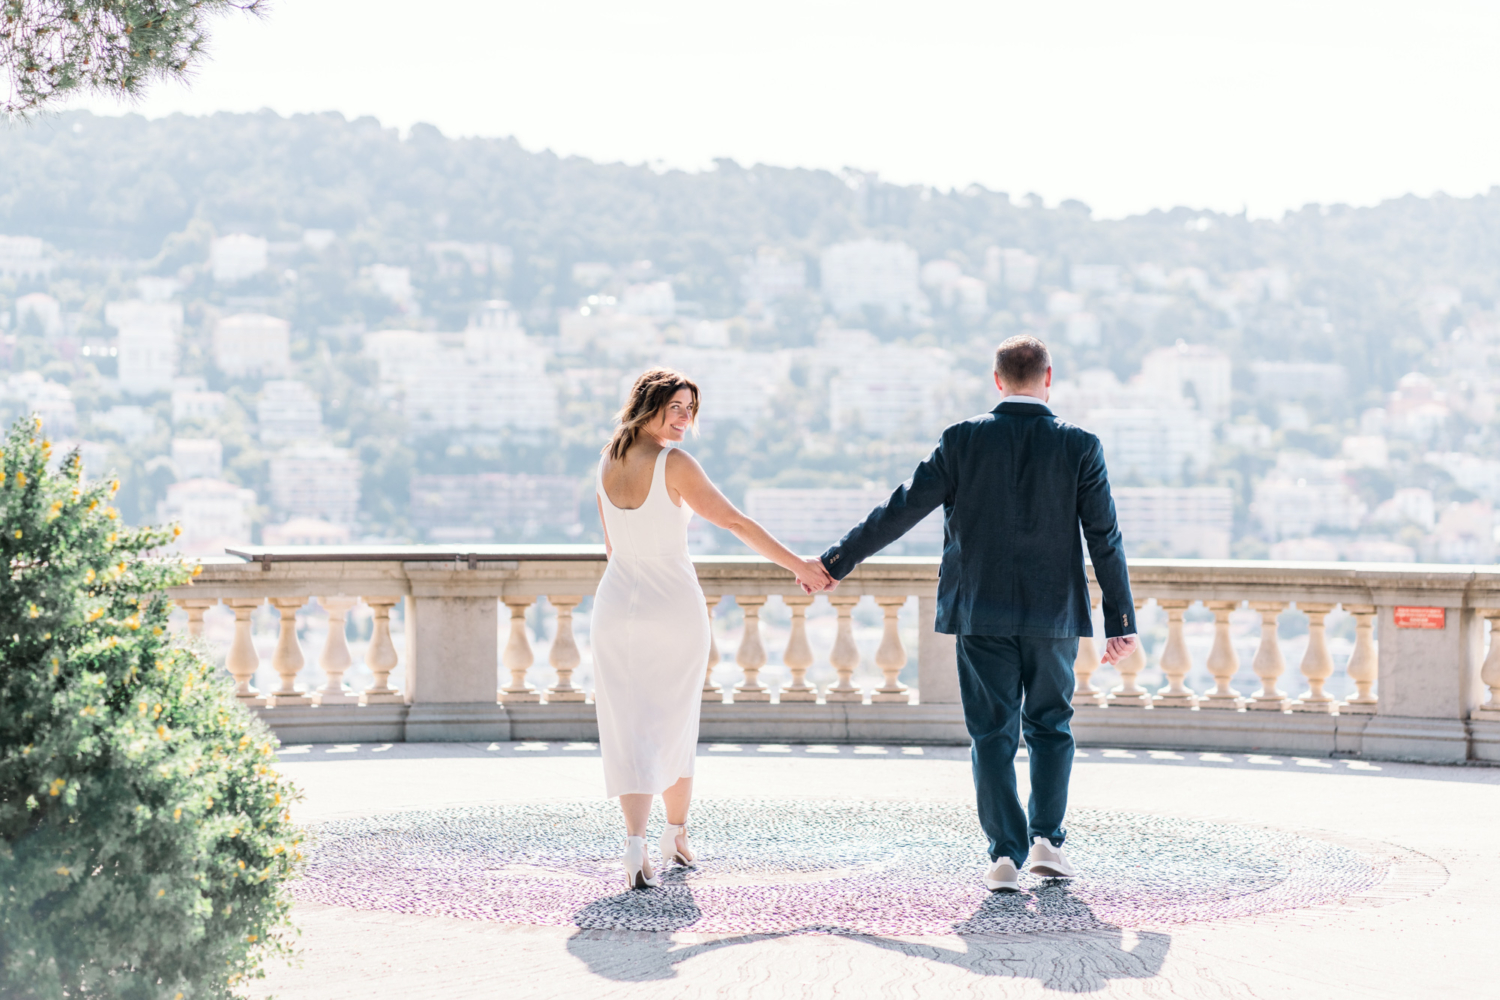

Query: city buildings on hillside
[828,346,971,437]
[365,304,558,433]
[158,478,256,557]
[744,486,942,552]
[741,248,806,303]
[170,438,223,480]
[558,307,661,355]
[210,234,268,284]
[409,473,581,541]
[92,405,152,443]
[1085,408,1213,482]
[986,247,1038,291]
[620,281,675,319]
[106,299,183,394]
[171,380,227,424]
[1251,361,1348,400]
[257,381,323,444]
[1,372,76,434]
[262,517,352,546]
[214,314,290,377]
[1252,453,1366,539]
[268,445,361,523]
[1112,487,1233,559]
[0,235,51,281]
[820,240,925,319]
[1139,342,1232,423]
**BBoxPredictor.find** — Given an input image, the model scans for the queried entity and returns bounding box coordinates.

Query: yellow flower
[107,532,117,543]
[157,888,165,898]
[88,500,97,512]
[45,501,61,522]
[236,859,246,870]
[48,778,66,796]
[123,615,140,630]
[84,568,95,584]
[14,471,25,488]
[172,524,182,537]
[109,479,119,495]
[12,529,20,539]
[55,866,70,876]
[156,725,169,740]
[173,808,182,821]
[192,564,203,577]
[246,934,257,943]
[27,603,39,618]
[86,608,103,622]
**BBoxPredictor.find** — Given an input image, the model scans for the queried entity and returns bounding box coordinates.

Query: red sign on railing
[1393,606,1445,629]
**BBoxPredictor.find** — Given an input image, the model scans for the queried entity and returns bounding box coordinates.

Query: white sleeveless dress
[593,447,711,798]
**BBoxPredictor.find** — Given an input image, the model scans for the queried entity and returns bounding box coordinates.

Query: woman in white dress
[594,367,832,889]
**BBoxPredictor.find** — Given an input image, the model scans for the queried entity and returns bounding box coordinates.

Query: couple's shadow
[565,878,1169,992]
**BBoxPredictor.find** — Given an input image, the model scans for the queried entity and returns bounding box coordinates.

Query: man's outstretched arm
[820,434,952,582]
[1077,435,1136,640]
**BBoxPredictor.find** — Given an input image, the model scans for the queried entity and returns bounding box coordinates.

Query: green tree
[2,0,263,116]
[0,415,301,998]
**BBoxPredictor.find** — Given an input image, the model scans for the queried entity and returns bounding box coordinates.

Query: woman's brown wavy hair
[604,367,700,461]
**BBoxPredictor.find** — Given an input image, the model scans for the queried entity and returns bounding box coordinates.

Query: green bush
[0,417,302,999]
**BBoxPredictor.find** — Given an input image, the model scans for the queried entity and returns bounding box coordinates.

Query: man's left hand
[1101,635,1137,665]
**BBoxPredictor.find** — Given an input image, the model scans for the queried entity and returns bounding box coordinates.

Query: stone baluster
[871,596,910,703]
[546,595,586,702]
[733,596,771,702]
[1338,604,1378,713]
[702,595,723,702]
[825,594,862,703]
[779,594,818,702]
[225,598,265,706]
[1248,601,1290,711]
[360,597,404,705]
[269,597,313,707]
[500,597,539,703]
[179,597,215,637]
[1072,599,1104,707]
[1154,600,1197,708]
[1478,611,1500,717]
[1108,599,1150,707]
[1292,603,1336,714]
[312,596,359,706]
[1200,600,1244,709]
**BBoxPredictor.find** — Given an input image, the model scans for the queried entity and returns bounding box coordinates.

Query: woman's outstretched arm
[666,449,832,592]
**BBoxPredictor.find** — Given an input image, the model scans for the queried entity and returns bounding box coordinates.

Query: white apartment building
[1253,456,1367,539]
[410,473,582,542]
[828,346,967,438]
[269,445,361,523]
[171,438,223,480]
[15,292,62,336]
[656,347,790,427]
[0,235,51,280]
[1066,312,1101,345]
[1083,408,1214,482]
[158,478,256,557]
[1071,264,1121,293]
[262,517,352,546]
[1425,451,1500,502]
[172,388,227,424]
[257,381,323,444]
[1139,342,1232,424]
[106,299,183,395]
[1250,361,1348,399]
[1112,487,1233,559]
[91,405,152,443]
[427,241,512,277]
[1342,435,1389,469]
[1369,487,1436,531]
[368,264,416,313]
[741,248,806,303]
[744,487,943,553]
[620,281,675,319]
[364,307,559,433]
[557,309,661,355]
[210,234,268,284]
[214,314,290,378]
[921,260,987,317]
[2,372,76,435]
[820,240,924,318]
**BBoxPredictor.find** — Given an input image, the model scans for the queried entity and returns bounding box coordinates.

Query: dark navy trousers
[956,634,1078,866]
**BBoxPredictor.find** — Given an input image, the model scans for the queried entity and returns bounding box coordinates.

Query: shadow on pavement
[565,879,1168,989]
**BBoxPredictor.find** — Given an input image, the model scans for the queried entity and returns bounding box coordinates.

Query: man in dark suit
[818,334,1137,891]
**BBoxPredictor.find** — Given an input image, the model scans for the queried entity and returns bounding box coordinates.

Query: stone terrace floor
[257,741,1500,999]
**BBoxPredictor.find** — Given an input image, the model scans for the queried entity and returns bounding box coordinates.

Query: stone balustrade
[167,547,1500,763]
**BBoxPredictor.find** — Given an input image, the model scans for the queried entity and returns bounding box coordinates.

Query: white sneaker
[1026,836,1075,878]
[983,857,1021,892]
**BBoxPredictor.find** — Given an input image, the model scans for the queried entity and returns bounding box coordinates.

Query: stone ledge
[254,703,408,743]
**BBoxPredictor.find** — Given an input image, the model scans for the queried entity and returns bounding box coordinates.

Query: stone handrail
[167,547,1500,763]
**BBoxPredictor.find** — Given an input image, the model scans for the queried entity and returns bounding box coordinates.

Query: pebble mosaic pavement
[294,800,1386,935]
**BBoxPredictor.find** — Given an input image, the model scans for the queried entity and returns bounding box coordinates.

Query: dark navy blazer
[819,400,1135,639]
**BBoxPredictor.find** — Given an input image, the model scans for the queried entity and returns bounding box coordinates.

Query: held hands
[1100,635,1137,666]
[795,557,836,594]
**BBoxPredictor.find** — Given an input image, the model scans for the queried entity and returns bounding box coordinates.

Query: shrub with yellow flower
[0,417,301,998]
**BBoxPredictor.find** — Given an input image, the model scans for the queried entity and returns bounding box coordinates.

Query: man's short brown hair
[994,335,1051,388]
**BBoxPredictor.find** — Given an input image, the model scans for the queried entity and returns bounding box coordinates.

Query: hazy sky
[68,0,1500,219]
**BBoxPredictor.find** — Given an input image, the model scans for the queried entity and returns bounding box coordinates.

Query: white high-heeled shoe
[659,823,696,867]
[623,836,661,889]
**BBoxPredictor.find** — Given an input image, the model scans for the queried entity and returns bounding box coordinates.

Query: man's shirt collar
[996,393,1052,411]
